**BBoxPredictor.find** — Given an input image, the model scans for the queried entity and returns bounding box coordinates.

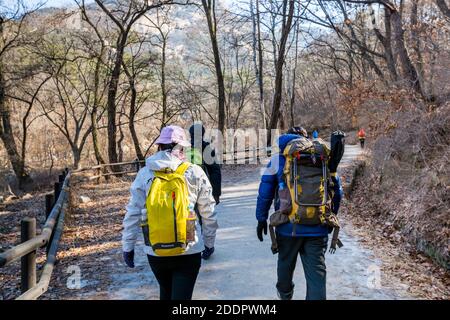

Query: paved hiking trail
[81,145,413,300]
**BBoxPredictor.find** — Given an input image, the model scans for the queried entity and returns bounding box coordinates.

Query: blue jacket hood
[277,134,299,152]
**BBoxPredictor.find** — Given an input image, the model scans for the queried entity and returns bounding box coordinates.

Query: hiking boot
[277,289,294,300]
[277,283,294,300]
[202,246,215,260]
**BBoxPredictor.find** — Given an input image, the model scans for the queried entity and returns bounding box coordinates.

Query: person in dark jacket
[189,123,222,260]
[255,131,343,300]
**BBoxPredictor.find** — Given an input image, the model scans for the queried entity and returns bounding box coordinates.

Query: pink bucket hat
[155,125,191,147]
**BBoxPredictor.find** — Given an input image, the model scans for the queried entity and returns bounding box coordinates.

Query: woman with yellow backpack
[122,125,218,300]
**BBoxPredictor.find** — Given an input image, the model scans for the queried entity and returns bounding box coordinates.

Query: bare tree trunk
[122,61,144,161]
[78,1,107,167]
[106,34,127,166]
[91,55,107,166]
[91,107,105,163]
[370,5,398,81]
[250,0,266,129]
[410,0,427,97]
[128,86,144,160]
[0,16,33,189]
[289,11,300,128]
[90,106,110,180]
[268,0,295,142]
[16,76,50,186]
[160,34,168,128]
[366,1,428,99]
[338,0,385,82]
[71,145,81,169]
[117,119,124,163]
[202,0,226,134]
[93,0,158,167]
[0,65,32,189]
[257,0,266,129]
[279,101,287,131]
[389,7,427,99]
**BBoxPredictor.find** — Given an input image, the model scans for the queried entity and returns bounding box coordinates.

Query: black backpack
[329,130,346,173]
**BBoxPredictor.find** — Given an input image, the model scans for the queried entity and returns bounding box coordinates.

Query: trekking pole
[45,194,54,221]
[322,158,328,205]
[293,157,298,204]
[328,213,343,254]
[329,225,343,254]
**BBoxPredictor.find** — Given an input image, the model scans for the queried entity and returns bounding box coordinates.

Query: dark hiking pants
[276,235,328,300]
[147,253,202,300]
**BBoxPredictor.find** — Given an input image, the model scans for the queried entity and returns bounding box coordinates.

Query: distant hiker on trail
[312,130,319,139]
[358,128,366,148]
[187,123,222,206]
[187,123,222,260]
[122,125,218,300]
[255,128,345,300]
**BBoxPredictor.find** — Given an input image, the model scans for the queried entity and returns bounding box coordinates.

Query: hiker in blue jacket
[255,128,343,300]
[312,129,319,139]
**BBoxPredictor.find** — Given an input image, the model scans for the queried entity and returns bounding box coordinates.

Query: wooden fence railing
[0,169,70,300]
[72,146,273,180]
[0,146,272,300]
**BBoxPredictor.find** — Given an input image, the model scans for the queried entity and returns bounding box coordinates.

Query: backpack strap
[175,162,191,175]
[154,162,190,179]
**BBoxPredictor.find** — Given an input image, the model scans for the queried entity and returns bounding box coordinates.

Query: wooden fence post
[256,147,261,164]
[45,194,54,221]
[96,166,102,185]
[49,179,62,256]
[21,218,36,293]
[54,182,61,202]
[252,146,256,164]
[134,159,140,173]
[49,179,63,255]
[59,173,64,185]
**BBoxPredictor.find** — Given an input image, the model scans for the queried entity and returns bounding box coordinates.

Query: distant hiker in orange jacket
[358,128,366,148]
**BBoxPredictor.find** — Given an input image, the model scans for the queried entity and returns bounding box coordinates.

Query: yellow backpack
[144,162,195,256]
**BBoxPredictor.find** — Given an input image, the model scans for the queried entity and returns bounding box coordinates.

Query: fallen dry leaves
[341,163,450,300]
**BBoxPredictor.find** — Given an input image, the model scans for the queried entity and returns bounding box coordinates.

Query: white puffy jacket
[122,150,218,256]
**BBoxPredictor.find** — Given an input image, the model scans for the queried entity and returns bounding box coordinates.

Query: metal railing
[0,169,70,300]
